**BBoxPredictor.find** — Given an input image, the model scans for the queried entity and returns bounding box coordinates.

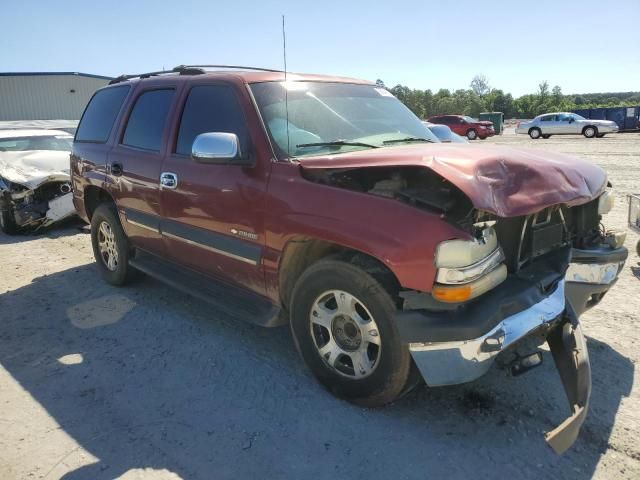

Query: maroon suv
[427,114,495,140]
[71,65,627,454]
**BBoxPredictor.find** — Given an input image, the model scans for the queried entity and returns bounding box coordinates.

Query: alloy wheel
[309,290,381,378]
[97,221,119,271]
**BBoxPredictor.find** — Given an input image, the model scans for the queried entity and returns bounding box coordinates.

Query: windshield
[250,82,439,159]
[571,113,586,120]
[0,135,72,152]
[463,116,477,123]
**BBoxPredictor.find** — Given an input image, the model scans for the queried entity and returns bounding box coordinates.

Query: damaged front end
[300,148,627,454]
[0,149,76,234]
[0,176,74,233]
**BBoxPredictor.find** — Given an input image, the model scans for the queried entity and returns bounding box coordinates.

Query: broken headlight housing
[432,227,507,303]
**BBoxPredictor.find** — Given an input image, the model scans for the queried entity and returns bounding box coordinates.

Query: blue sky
[3,0,639,97]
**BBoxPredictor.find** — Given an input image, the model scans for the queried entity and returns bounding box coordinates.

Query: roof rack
[108,64,283,85]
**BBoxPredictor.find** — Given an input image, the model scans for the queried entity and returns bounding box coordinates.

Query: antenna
[282,15,291,159]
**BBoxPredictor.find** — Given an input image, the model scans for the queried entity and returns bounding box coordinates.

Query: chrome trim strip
[162,231,258,266]
[126,218,159,233]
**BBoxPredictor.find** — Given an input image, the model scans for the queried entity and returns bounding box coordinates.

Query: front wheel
[529,128,542,139]
[289,258,414,407]
[466,129,477,140]
[583,126,598,138]
[90,203,139,286]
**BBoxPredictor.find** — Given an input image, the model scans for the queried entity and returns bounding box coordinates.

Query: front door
[159,83,269,295]
[108,86,178,255]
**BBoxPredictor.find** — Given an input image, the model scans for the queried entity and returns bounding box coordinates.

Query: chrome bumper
[409,280,566,386]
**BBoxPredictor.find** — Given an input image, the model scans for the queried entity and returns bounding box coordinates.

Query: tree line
[380,75,640,120]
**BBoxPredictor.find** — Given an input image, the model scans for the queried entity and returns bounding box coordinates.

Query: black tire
[542,134,551,139]
[583,126,598,138]
[290,258,413,407]
[529,128,542,139]
[466,129,477,140]
[90,203,139,286]
[636,240,640,258]
[0,208,18,235]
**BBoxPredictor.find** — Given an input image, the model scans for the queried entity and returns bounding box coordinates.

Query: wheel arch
[278,238,401,312]
[83,185,115,221]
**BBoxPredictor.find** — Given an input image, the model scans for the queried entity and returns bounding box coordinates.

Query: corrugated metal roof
[0,74,111,120]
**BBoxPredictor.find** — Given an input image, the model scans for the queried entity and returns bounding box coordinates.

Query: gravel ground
[0,132,638,479]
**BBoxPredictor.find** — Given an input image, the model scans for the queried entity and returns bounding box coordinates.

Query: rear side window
[175,85,249,156]
[541,115,556,122]
[122,89,175,151]
[75,86,130,143]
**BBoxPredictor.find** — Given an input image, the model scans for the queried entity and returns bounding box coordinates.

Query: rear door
[107,84,178,255]
[159,82,269,295]
[538,114,558,134]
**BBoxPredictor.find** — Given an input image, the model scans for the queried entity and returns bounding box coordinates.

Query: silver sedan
[516,112,619,139]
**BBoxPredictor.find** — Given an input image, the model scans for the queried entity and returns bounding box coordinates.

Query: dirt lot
[1,132,638,479]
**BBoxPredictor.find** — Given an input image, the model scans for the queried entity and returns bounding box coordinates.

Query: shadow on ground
[0,259,634,479]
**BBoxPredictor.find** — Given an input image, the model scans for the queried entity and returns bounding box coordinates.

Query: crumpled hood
[299,143,607,217]
[0,150,71,190]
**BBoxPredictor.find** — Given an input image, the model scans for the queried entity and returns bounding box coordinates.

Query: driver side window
[175,85,250,157]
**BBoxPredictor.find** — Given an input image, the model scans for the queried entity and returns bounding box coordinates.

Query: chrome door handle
[160,172,178,189]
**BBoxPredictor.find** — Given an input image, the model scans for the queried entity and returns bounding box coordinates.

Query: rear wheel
[529,128,542,139]
[290,258,414,407]
[90,203,139,286]
[0,208,18,235]
[583,126,598,138]
[466,129,477,140]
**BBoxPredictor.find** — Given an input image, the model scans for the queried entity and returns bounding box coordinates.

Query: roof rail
[176,64,284,73]
[108,65,205,85]
[108,64,283,85]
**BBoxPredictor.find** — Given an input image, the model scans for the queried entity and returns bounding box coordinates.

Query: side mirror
[191,132,252,165]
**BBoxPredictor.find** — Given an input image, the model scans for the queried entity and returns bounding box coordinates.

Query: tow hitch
[544,305,591,454]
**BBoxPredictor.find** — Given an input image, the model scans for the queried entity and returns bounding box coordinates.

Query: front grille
[494,199,600,273]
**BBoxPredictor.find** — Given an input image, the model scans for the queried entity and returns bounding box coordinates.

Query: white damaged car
[0,129,76,234]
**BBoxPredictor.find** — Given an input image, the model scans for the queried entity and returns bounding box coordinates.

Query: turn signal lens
[432,284,472,303]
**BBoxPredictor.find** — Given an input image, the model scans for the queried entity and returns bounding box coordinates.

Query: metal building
[0,72,111,121]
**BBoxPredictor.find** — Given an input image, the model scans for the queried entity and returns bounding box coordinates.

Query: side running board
[129,250,285,327]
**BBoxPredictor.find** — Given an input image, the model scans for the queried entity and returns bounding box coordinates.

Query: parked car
[422,122,468,143]
[0,129,76,234]
[427,114,495,140]
[72,66,627,454]
[516,112,619,139]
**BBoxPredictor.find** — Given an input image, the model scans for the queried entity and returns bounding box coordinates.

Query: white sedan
[516,112,619,139]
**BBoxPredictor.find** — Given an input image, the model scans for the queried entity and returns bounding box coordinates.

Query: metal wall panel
[0,74,110,121]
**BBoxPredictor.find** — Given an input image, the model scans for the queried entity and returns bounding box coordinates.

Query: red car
[427,114,495,140]
[71,66,627,453]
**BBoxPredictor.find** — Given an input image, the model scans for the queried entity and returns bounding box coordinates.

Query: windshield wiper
[382,137,435,145]
[296,140,379,149]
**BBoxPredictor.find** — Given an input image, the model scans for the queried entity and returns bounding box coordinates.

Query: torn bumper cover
[398,280,591,454]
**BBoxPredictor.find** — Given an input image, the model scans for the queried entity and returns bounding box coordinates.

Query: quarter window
[75,86,130,143]
[175,85,250,157]
[122,89,175,151]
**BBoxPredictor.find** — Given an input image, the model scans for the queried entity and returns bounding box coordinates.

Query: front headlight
[432,227,507,303]
[598,188,615,215]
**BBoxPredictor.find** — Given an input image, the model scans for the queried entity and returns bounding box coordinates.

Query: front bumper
[565,246,627,316]
[401,279,591,454]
